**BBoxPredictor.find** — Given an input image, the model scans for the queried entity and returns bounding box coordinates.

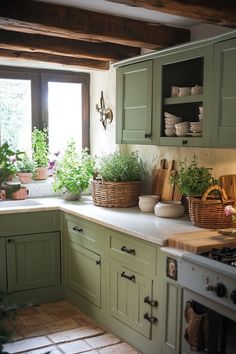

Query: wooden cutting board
[168,229,236,253]
[219,174,236,201]
[152,159,182,201]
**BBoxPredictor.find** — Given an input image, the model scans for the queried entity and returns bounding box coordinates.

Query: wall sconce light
[96,91,113,129]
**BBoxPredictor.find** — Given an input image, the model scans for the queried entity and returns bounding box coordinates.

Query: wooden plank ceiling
[0,0,234,70]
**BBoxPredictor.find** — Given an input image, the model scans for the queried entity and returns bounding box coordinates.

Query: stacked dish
[198,106,203,121]
[174,121,190,137]
[189,122,202,136]
[164,112,182,136]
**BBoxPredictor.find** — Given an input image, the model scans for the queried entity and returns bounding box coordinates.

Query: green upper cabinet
[211,37,236,147]
[153,45,212,147]
[116,60,154,144]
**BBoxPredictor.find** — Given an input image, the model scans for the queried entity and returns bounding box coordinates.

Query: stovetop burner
[200,247,236,267]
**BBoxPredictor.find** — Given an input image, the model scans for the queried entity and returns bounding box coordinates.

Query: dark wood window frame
[0,66,90,148]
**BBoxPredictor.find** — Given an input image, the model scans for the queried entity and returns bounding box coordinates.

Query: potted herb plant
[32,127,49,180]
[92,151,144,207]
[0,143,17,185]
[16,153,36,184]
[52,140,95,200]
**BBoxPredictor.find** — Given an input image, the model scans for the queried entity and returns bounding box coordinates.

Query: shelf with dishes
[164,94,203,105]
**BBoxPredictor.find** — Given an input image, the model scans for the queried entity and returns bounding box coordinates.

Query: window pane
[48,82,82,154]
[0,79,32,154]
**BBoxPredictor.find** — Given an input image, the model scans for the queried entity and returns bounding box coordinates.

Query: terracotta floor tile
[46,318,79,333]
[73,313,96,327]
[99,342,141,353]
[3,336,52,353]
[85,333,121,349]
[48,326,104,343]
[58,339,91,353]
[19,313,55,326]
[17,306,41,317]
[26,345,61,354]
[20,324,49,338]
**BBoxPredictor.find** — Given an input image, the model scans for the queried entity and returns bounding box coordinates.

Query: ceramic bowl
[154,201,185,218]
[139,195,159,213]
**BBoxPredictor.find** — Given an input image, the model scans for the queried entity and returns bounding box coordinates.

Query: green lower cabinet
[67,241,101,308]
[109,261,154,339]
[0,238,7,291]
[6,232,61,292]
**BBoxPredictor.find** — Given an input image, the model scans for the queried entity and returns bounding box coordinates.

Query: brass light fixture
[96,91,113,129]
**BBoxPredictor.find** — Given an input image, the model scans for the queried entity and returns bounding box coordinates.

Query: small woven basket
[92,179,142,208]
[187,184,234,229]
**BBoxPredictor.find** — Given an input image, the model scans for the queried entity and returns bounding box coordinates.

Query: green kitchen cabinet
[116,60,154,144]
[153,45,212,147]
[211,37,236,147]
[6,232,61,292]
[0,237,7,291]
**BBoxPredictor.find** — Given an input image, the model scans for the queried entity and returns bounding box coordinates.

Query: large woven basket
[92,179,142,208]
[187,184,234,229]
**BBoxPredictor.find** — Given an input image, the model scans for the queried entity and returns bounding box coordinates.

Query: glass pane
[48,82,82,155]
[0,79,32,154]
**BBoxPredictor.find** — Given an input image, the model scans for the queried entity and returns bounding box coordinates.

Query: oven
[179,249,236,354]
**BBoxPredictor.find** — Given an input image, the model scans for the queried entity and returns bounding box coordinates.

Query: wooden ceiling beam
[0,29,140,61]
[0,0,190,49]
[107,0,236,28]
[0,48,109,70]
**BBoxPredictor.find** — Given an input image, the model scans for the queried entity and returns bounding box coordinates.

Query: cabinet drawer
[0,211,60,236]
[65,214,105,252]
[108,230,157,276]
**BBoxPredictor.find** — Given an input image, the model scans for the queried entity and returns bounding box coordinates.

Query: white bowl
[154,201,185,218]
[139,195,159,213]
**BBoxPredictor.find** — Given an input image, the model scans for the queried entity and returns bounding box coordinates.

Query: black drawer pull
[121,246,136,255]
[144,313,158,323]
[144,133,151,139]
[121,271,135,282]
[182,139,188,145]
[7,238,14,243]
[96,260,101,265]
[73,226,83,233]
[144,296,158,307]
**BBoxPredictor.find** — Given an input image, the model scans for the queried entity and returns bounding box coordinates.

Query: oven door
[182,289,236,354]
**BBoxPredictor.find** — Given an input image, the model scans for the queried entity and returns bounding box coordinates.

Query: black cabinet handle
[182,139,188,145]
[121,271,135,282]
[121,246,136,255]
[7,238,14,243]
[144,296,158,307]
[144,133,151,139]
[73,226,83,233]
[96,260,101,265]
[144,313,158,323]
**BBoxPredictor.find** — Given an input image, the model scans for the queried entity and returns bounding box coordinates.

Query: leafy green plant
[32,127,49,168]
[97,151,144,182]
[0,143,17,184]
[16,153,36,173]
[169,156,216,196]
[52,140,95,195]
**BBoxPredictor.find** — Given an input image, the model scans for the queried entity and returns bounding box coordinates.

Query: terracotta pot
[11,187,29,200]
[17,172,33,184]
[34,167,48,180]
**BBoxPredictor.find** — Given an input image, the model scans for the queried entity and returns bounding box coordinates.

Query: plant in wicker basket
[93,151,144,208]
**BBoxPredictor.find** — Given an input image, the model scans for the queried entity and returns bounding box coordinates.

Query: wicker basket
[187,184,234,229]
[92,179,142,208]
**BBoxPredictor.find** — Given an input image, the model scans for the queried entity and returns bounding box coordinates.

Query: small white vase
[62,191,82,201]
[138,195,159,213]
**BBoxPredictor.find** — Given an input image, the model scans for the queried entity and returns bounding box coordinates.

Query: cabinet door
[153,45,212,147]
[109,261,154,338]
[116,60,154,144]
[211,38,236,147]
[67,241,101,307]
[7,232,61,292]
[0,238,7,291]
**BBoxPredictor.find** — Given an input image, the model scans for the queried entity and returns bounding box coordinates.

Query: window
[0,67,89,155]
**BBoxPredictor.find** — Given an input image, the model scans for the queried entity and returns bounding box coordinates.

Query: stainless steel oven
[179,250,236,354]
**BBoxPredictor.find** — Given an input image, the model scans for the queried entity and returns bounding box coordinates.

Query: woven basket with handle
[187,184,234,229]
[92,179,142,208]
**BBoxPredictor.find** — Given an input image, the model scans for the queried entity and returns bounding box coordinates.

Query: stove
[200,247,236,267]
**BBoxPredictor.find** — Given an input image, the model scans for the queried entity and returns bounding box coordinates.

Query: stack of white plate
[198,106,203,121]
[189,122,202,136]
[164,112,182,136]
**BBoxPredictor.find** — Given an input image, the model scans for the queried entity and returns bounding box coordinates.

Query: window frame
[0,66,90,148]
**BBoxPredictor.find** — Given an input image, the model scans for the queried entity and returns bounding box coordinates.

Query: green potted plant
[0,143,17,185]
[52,140,95,200]
[16,153,36,184]
[32,127,49,180]
[93,151,144,207]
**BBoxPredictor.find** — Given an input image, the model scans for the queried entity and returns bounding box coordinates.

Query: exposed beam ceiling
[0,0,234,70]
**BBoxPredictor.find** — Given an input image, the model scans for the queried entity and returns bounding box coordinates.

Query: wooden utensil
[152,159,167,197]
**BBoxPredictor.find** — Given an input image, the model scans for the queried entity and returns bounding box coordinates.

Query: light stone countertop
[0,196,203,246]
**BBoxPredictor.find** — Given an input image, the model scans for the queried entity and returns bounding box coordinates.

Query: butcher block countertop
[0,195,204,247]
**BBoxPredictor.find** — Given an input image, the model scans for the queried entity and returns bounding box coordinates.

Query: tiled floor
[3,301,141,354]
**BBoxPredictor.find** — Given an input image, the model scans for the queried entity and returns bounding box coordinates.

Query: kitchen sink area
[0,199,43,207]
